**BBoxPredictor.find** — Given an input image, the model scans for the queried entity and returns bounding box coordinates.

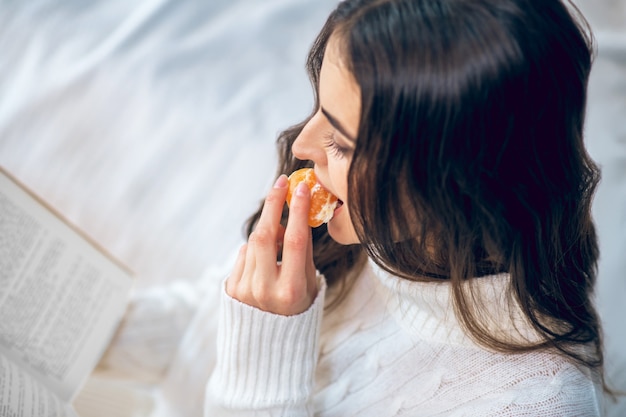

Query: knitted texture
[206,260,601,416]
[207,276,326,410]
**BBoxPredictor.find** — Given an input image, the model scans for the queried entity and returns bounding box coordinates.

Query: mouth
[313,168,344,211]
[329,198,344,222]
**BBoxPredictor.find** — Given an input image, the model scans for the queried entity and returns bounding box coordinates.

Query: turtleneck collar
[366,258,542,348]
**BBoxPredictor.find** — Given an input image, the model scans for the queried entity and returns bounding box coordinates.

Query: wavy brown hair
[247,0,610,390]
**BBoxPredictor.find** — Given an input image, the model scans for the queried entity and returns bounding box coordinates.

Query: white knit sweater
[202,260,602,416]
[101,259,603,416]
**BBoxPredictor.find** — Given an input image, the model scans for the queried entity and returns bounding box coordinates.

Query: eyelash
[323,131,350,159]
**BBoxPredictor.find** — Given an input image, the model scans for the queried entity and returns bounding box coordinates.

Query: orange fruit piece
[286,168,339,228]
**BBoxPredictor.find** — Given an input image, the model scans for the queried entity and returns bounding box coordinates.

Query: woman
[206,0,607,415]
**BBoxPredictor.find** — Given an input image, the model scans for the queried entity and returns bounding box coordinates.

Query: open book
[0,167,135,416]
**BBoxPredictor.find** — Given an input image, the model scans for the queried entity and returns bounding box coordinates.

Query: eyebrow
[321,107,356,143]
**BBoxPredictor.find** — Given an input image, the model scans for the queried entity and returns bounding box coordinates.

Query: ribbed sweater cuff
[207,276,326,409]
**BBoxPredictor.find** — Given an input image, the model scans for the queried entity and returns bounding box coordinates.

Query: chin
[327,220,360,245]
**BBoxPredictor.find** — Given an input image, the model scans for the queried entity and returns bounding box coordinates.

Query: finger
[225,243,247,297]
[249,226,279,277]
[247,176,288,275]
[256,175,289,234]
[241,236,258,283]
[281,181,312,279]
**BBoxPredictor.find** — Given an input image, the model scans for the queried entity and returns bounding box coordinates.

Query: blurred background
[0,0,624,414]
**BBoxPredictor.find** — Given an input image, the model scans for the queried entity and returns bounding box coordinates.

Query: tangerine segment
[286,168,339,228]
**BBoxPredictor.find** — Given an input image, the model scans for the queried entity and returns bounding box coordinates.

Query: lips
[331,200,343,221]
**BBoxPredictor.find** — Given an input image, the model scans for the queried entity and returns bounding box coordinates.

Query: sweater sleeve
[204,275,327,417]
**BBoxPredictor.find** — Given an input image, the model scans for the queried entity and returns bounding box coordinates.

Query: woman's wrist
[208,275,327,409]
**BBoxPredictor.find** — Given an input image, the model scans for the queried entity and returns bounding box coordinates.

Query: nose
[292,111,327,165]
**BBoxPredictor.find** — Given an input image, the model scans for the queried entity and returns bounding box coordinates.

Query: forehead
[319,35,361,140]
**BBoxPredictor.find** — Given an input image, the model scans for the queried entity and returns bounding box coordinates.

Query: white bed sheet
[0,0,338,285]
[1,0,624,414]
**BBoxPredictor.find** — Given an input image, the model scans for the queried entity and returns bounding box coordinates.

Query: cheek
[329,161,350,201]
[326,161,360,245]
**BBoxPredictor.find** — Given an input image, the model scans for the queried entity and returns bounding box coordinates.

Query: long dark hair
[247,0,607,388]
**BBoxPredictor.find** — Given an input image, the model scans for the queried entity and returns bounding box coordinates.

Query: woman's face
[292,35,361,245]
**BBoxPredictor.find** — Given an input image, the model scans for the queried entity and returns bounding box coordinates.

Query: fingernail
[295,182,309,197]
[273,175,288,189]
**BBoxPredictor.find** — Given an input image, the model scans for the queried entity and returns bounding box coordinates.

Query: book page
[0,353,78,417]
[0,168,133,403]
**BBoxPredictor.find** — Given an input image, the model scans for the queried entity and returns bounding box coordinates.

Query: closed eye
[323,131,351,159]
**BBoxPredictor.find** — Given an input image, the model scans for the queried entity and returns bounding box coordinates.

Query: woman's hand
[226,175,318,316]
